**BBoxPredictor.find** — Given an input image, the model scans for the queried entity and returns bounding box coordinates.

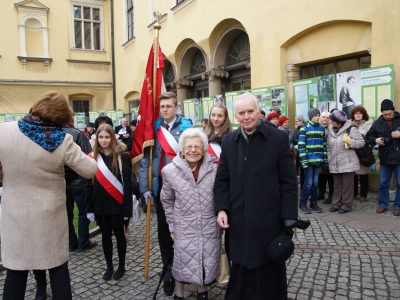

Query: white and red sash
[88,153,124,204]
[207,142,221,164]
[156,126,179,159]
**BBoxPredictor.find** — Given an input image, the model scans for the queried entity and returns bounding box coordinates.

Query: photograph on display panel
[336,70,361,118]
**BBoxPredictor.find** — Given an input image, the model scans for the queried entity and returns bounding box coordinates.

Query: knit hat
[267,111,280,121]
[381,99,395,112]
[278,116,289,126]
[295,114,305,123]
[270,107,282,115]
[308,108,320,120]
[329,110,347,123]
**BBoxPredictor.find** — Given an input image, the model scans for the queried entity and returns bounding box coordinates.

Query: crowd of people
[0,90,399,300]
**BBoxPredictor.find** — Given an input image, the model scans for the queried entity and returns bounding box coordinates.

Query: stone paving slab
[0,190,398,299]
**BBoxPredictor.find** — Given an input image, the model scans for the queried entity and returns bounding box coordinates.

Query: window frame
[126,0,134,41]
[300,54,371,79]
[71,1,104,51]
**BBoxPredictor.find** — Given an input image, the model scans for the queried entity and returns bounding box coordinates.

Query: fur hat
[308,108,320,120]
[381,99,395,112]
[267,111,280,121]
[278,116,289,126]
[329,110,347,123]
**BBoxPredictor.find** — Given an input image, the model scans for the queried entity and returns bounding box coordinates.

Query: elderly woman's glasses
[184,145,202,151]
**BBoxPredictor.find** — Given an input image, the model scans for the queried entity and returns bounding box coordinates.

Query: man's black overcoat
[214,120,298,269]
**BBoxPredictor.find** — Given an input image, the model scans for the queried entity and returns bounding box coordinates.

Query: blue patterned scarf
[18,114,66,152]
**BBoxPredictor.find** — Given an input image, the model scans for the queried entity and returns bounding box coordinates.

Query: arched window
[223,32,251,92]
[164,63,175,85]
[225,32,250,66]
[189,50,206,75]
[163,62,176,93]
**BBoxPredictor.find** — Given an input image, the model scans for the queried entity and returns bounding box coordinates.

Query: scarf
[18,114,66,152]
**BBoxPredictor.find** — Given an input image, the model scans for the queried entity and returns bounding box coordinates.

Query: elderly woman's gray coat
[161,153,221,285]
[326,120,365,173]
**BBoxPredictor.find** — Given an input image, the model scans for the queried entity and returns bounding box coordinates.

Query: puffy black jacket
[64,125,92,192]
[366,112,400,165]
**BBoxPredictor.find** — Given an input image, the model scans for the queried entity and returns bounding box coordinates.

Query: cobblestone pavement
[0,191,399,299]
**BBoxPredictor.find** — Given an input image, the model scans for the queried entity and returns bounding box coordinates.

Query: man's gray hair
[234,92,260,113]
[179,128,208,153]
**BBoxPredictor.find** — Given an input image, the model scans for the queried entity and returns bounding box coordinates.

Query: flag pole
[144,15,161,279]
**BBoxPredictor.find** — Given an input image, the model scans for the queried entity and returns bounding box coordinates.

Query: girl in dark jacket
[86,124,133,281]
[204,103,233,145]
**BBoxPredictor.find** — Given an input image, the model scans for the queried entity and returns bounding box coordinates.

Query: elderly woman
[267,111,280,128]
[350,106,374,202]
[278,116,294,151]
[0,91,97,299]
[326,110,364,214]
[318,111,335,204]
[161,128,221,300]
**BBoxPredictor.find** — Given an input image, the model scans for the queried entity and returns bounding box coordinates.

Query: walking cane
[153,245,174,300]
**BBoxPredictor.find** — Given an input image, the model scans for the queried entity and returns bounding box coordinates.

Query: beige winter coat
[161,153,222,285]
[353,119,374,175]
[0,122,97,270]
[326,120,365,173]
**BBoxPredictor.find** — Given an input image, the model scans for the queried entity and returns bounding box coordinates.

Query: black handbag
[346,126,376,167]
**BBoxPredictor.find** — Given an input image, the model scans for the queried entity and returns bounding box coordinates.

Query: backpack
[346,126,376,167]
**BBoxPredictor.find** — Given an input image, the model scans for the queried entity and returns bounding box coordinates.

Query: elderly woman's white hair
[320,111,330,118]
[179,128,209,153]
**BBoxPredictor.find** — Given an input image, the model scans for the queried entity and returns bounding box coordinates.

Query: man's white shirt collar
[164,117,177,131]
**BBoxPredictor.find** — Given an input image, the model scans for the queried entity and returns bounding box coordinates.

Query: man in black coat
[366,99,400,216]
[214,93,298,299]
[115,118,131,145]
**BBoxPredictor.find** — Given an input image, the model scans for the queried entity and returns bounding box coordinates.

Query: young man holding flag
[139,92,191,296]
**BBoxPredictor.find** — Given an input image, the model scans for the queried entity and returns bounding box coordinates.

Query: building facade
[0,0,113,120]
[1,0,400,125]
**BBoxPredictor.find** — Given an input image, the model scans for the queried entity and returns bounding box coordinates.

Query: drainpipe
[110,0,116,110]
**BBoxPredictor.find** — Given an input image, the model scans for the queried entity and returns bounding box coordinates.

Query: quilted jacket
[161,153,222,285]
[326,120,365,173]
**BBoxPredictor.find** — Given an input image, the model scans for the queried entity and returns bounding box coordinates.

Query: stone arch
[209,19,248,69]
[124,91,140,119]
[176,39,208,79]
[282,20,371,65]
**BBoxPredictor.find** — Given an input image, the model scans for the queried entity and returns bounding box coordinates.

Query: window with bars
[73,5,102,50]
[126,0,134,41]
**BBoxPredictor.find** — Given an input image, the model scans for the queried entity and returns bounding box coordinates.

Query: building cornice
[0,79,112,88]
[66,59,111,65]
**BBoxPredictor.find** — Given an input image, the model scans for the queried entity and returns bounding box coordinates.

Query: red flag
[131,44,164,163]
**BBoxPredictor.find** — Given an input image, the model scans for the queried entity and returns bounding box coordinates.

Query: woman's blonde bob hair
[179,128,209,153]
[30,91,72,127]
